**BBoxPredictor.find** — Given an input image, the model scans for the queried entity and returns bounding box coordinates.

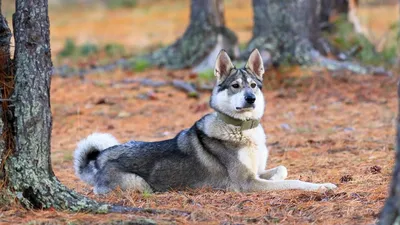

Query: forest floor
[1,0,399,224]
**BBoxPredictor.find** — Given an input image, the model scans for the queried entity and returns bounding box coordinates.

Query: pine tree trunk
[148,0,238,71]
[248,0,371,74]
[2,0,106,211]
[248,0,322,65]
[379,80,400,225]
[379,3,400,222]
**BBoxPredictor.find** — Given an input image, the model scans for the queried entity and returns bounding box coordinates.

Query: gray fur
[74,49,337,194]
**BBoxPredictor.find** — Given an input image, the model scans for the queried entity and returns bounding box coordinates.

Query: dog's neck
[216,112,260,131]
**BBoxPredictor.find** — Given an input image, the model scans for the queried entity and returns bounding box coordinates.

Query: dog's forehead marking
[217,68,263,92]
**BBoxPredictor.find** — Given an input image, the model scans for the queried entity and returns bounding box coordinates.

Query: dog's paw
[319,183,337,191]
[269,166,288,181]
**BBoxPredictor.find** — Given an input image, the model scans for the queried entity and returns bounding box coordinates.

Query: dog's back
[75,115,241,193]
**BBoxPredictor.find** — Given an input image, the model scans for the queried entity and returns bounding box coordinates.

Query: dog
[74,49,337,194]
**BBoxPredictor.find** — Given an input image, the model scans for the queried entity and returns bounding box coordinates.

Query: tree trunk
[379,3,400,222]
[379,80,400,225]
[248,0,321,65]
[247,0,373,75]
[148,0,238,71]
[2,0,106,211]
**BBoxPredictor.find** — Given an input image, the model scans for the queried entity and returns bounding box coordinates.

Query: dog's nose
[245,94,256,104]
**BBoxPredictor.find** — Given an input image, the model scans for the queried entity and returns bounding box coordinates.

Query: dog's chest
[237,127,267,175]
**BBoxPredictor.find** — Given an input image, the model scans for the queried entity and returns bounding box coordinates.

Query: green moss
[57,40,127,63]
[104,43,125,57]
[105,0,137,9]
[142,189,153,199]
[108,219,157,225]
[198,69,214,82]
[58,38,76,58]
[130,59,151,72]
[63,152,73,162]
[58,39,98,58]
[327,15,399,67]
[97,204,110,214]
[80,42,99,56]
[0,189,15,208]
[188,91,199,98]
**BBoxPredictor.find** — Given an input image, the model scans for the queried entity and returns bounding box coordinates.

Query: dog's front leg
[258,165,288,180]
[244,178,337,192]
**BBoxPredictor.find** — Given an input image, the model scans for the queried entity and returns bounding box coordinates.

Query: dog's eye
[250,83,257,88]
[231,84,240,89]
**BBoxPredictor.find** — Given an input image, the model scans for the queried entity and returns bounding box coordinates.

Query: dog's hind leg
[119,173,153,193]
[93,164,153,195]
[258,166,288,180]
[245,178,337,192]
[93,165,119,195]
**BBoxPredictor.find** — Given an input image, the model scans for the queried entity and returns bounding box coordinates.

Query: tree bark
[148,0,238,71]
[248,0,320,65]
[379,2,400,222]
[379,80,400,225]
[247,0,372,75]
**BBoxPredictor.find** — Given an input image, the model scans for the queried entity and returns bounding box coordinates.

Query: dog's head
[210,49,265,121]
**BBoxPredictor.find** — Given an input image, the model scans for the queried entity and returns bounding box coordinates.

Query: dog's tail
[74,133,119,185]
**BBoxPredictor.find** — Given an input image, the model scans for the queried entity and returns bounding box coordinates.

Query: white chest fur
[200,114,269,175]
[237,126,269,176]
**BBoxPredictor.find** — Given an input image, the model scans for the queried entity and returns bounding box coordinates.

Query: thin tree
[379,80,400,224]
[148,0,238,71]
[378,1,400,221]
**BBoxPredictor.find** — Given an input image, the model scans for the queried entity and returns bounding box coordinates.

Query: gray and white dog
[74,49,337,194]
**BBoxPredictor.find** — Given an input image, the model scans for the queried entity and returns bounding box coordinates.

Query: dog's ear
[214,50,234,83]
[245,49,264,80]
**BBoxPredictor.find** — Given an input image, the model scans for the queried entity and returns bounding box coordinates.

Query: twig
[172,80,199,98]
[337,45,362,61]
[236,199,255,209]
[309,50,392,76]
[53,58,130,78]
[108,205,191,217]
[119,78,167,87]
[113,78,200,97]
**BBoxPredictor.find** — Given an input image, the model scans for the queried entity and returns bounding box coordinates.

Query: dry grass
[1,69,395,224]
[33,68,395,224]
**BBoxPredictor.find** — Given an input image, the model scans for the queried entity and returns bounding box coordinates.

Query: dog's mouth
[236,105,255,112]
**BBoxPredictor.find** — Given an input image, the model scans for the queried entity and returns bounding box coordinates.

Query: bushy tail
[74,133,119,185]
